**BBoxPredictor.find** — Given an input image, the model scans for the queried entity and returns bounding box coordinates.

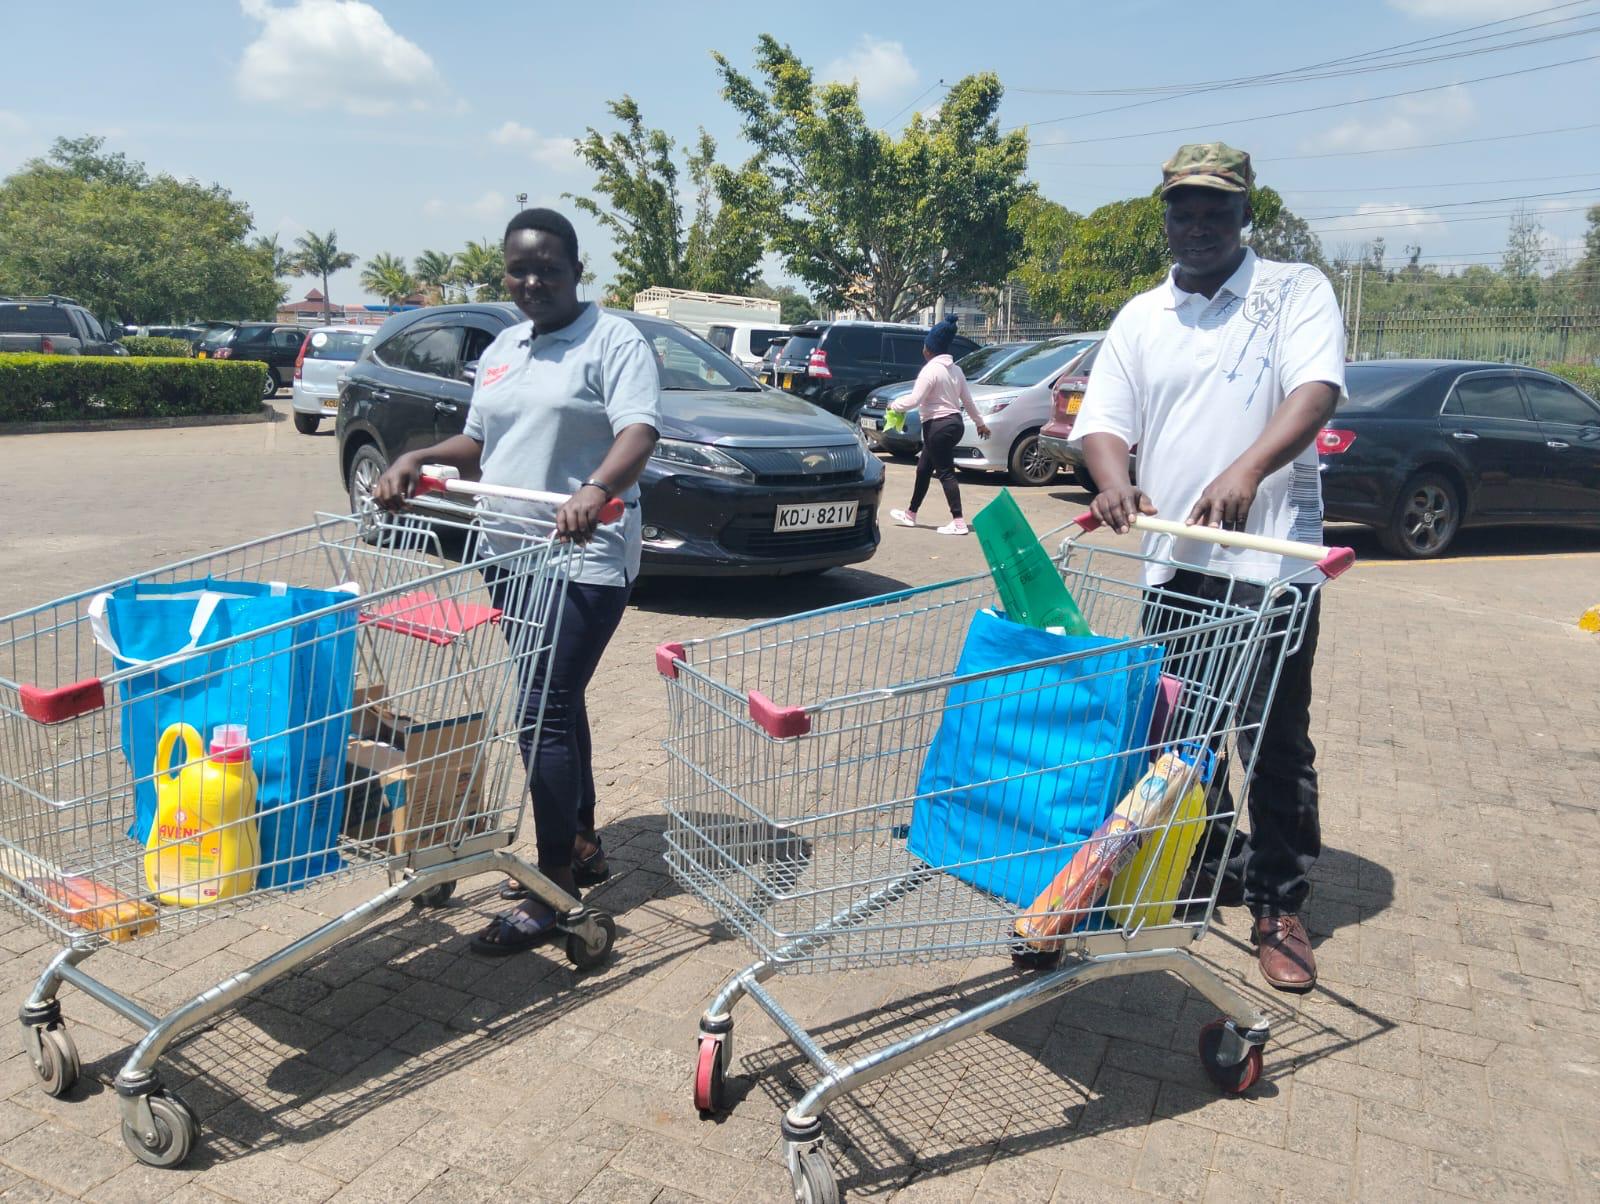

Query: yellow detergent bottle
[1103,773,1209,930]
[145,723,261,906]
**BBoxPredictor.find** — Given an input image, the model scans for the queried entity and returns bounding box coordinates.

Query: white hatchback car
[706,320,792,373]
[290,325,375,434]
[950,334,1102,485]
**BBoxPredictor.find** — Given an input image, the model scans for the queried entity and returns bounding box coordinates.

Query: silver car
[291,325,374,435]
[950,334,1103,485]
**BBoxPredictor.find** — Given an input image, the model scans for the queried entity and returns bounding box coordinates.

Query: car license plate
[196,351,207,359]
[860,416,882,432]
[781,373,794,390]
[774,501,857,533]
[1065,392,1083,415]
[322,399,337,409]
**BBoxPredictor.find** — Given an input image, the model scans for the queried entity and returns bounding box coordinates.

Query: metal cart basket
[0,478,619,1167]
[656,514,1352,1203]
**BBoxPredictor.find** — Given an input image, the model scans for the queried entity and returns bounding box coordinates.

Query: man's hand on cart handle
[1072,511,1355,578]
[1089,483,1157,535]
[372,454,421,512]
[1187,462,1261,531]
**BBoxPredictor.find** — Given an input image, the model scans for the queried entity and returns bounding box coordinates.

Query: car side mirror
[461,360,478,383]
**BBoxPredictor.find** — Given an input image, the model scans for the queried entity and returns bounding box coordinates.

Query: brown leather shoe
[1251,914,1316,993]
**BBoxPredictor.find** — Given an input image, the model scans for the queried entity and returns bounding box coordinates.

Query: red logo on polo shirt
[482,363,510,388]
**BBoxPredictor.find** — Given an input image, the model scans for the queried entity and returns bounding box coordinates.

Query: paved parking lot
[1,404,1598,1202]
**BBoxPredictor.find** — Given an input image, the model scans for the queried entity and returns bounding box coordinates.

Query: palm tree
[251,234,292,279]
[456,239,506,301]
[413,249,457,305]
[360,252,418,308]
[290,230,357,320]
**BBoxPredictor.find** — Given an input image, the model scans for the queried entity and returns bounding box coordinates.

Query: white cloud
[823,36,918,104]
[489,121,580,172]
[423,191,509,221]
[1313,86,1475,153]
[1388,0,1536,17]
[1315,202,1448,242]
[236,0,445,117]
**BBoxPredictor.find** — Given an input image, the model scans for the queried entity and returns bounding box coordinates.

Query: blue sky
[3,0,1596,309]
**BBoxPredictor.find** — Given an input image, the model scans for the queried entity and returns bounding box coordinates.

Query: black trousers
[909,414,965,518]
[1144,570,1322,917]
[485,566,631,872]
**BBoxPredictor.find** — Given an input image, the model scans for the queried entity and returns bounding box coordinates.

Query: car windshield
[306,330,372,360]
[1343,364,1433,411]
[636,322,758,391]
[198,326,236,348]
[987,338,1098,387]
[958,343,1025,382]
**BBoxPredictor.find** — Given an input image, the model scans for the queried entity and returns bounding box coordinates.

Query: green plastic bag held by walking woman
[87,578,358,890]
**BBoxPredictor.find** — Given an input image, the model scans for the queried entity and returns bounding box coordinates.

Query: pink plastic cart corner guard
[655,642,686,679]
[20,678,106,724]
[1317,546,1356,578]
[748,690,811,738]
[1072,511,1102,533]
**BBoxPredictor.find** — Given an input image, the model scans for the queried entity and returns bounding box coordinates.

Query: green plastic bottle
[972,490,1092,634]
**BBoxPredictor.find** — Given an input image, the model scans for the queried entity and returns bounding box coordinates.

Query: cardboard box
[344,702,492,854]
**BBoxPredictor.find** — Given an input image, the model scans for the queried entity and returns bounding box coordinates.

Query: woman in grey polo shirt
[374,208,659,954]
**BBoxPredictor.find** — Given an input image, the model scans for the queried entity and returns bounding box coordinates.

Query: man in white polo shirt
[1073,142,1345,992]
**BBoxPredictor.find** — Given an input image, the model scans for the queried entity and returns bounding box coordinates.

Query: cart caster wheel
[1198,1019,1263,1094]
[694,1034,729,1113]
[565,912,616,970]
[122,1092,200,1168]
[33,1025,79,1098]
[412,880,456,909]
[795,1147,839,1204]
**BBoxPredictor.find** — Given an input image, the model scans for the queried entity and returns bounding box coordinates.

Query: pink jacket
[890,354,983,424]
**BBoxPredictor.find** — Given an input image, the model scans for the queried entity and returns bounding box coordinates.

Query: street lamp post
[515,192,527,213]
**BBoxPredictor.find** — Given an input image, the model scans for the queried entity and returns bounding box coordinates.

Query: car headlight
[978,393,1016,416]
[649,439,754,482]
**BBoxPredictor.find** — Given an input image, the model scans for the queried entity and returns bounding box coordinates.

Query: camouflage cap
[1160,142,1253,196]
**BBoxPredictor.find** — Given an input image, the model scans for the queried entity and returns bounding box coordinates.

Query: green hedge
[121,336,194,358]
[1540,361,1600,399]
[0,354,266,424]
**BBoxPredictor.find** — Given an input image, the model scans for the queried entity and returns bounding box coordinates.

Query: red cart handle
[416,466,625,524]
[1072,511,1354,579]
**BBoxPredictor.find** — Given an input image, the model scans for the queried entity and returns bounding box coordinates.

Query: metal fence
[971,309,1600,368]
[1348,308,1600,366]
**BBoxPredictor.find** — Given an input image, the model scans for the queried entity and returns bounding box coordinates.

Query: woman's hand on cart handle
[372,454,421,512]
[1072,511,1355,578]
[415,466,625,528]
[1088,483,1156,535]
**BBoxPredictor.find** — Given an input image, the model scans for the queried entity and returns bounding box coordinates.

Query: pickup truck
[0,297,128,356]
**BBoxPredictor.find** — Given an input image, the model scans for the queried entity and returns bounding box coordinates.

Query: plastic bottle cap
[209,724,251,763]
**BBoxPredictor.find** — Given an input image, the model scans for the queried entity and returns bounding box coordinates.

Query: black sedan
[1321,360,1600,557]
[336,304,884,576]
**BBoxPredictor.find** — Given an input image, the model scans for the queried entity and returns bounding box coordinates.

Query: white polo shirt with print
[1072,249,1347,584]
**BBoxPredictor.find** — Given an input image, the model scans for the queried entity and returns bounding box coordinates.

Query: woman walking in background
[888,317,990,536]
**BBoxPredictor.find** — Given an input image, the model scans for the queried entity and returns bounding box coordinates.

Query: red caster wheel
[693,1034,728,1113]
[1197,1019,1263,1094]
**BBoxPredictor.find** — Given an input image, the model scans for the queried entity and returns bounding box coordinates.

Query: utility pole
[515,192,527,213]
[1351,264,1364,360]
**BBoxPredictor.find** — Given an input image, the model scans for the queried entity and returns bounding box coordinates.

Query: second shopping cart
[657,513,1352,1204]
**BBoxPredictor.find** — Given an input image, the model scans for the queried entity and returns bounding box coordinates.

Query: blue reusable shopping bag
[906,609,1164,908]
[89,577,358,889]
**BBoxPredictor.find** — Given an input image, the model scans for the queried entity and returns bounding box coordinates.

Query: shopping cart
[656,514,1353,1203]
[0,473,619,1167]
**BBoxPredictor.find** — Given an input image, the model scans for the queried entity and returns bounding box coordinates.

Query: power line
[1281,171,1600,193]
[1008,17,1600,125]
[1013,0,1600,97]
[1292,186,1600,215]
[1015,52,1600,140]
[882,80,945,131]
[1304,203,1594,231]
[1029,120,1600,162]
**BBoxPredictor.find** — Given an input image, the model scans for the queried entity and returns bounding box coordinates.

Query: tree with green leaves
[0,135,280,323]
[456,239,506,301]
[290,230,357,320]
[1248,207,1327,272]
[251,233,293,280]
[361,252,417,307]
[712,39,1030,321]
[413,249,458,304]
[749,278,817,325]
[1008,185,1289,328]
[567,96,763,307]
